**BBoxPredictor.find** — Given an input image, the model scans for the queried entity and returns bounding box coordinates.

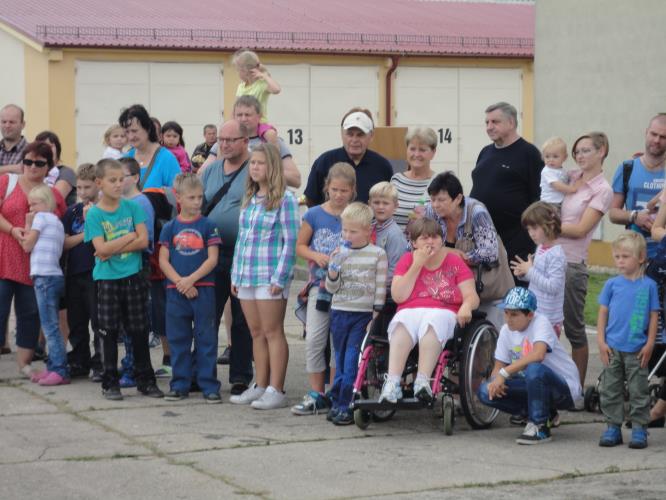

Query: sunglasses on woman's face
[23,159,49,167]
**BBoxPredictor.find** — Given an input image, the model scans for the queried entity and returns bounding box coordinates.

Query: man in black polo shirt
[304,107,393,206]
[470,101,543,265]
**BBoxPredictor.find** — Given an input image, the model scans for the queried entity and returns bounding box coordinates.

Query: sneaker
[332,409,354,426]
[68,364,90,379]
[251,389,288,410]
[103,386,123,401]
[164,390,188,401]
[230,383,265,405]
[154,365,172,379]
[516,422,551,445]
[291,391,331,416]
[30,370,49,383]
[90,368,104,383]
[119,373,136,388]
[20,365,34,379]
[378,375,402,404]
[230,382,249,396]
[599,424,623,447]
[204,393,222,404]
[549,411,561,428]
[413,377,433,402]
[138,384,164,398]
[510,414,528,426]
[326,407,340,422]
[38,371,70,386]
[217,346,231,365]
[148,333,161,348]
[628,426,648,449]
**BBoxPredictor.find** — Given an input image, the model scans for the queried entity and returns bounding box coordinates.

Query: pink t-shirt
[557,170,613,263]
[394,251,474,313]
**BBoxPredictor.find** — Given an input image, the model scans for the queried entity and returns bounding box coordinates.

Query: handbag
[455,199,514,301]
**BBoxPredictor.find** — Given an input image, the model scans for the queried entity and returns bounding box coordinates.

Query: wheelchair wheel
[442,395,455,436]
[354,408,371,430]
[361,343,396,422]
[459,320,499,429]
[584,386,600,413]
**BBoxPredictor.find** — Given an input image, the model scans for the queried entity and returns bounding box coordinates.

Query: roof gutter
[385,55,399,126]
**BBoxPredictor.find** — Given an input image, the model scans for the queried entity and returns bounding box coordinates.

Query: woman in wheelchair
[378,218,480,403]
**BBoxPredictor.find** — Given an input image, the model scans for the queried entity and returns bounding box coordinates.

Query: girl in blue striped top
[231,143,300,410]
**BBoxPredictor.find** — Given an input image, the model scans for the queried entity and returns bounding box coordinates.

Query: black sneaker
[516,422,551,445]
[332,409,354,426]
[204,392,222,404]
[217,346,231,365]
[164,390,188,401]
[230,383,248,396]
[68,364,90,379]
[90,368,104,383]
[326,407,340,422]
[138,384,164,398]
[103,386,123,401]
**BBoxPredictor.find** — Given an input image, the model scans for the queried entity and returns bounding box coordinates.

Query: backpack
[143,187,178,244]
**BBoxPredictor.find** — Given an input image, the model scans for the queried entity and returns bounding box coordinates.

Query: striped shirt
[524,244,567,325]
[326,244,388,312]
[30,212,65,277]
[231,190,300,289]
[390,171,436,230]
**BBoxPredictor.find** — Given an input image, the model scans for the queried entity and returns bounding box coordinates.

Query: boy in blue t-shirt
[158,174,221,403]
[84,159,162,401]
[63,163,102,380]
[597,231,659,449]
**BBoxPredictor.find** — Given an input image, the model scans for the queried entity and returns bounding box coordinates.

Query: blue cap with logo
[497,287,537,312]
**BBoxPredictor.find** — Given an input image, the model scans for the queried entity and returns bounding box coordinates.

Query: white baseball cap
[342,112,374,134]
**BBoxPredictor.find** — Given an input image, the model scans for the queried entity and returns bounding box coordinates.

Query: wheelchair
[350,303,500,435]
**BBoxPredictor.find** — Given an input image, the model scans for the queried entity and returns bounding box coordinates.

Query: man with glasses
[470,101,544,268]
[0,104,28,174]
[200,119,253,396]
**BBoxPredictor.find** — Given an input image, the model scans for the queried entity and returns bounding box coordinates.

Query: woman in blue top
[119,105,180,189]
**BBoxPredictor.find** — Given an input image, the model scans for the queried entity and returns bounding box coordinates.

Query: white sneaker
[229,383,265,405]
[251,389,288,410]
[378,375,402,404]
[413,376,433,402]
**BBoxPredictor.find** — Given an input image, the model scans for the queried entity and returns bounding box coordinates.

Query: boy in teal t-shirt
[84,159,163,401]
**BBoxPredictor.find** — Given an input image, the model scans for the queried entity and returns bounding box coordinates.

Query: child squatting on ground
[478,287,583,445]
[325,202,388,425]
[597,231,659,449]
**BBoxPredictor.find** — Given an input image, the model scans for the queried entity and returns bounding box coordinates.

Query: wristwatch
[629,210,638,224]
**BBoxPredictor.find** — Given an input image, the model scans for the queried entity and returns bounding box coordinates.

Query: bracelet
[630,210,638,224]
[499,367,511,379]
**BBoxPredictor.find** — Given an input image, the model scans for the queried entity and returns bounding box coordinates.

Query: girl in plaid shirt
[231,143,300,410]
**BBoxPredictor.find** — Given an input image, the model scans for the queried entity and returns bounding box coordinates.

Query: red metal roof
[1,0,534,57]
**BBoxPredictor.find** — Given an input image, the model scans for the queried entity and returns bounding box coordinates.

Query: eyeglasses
[573,148,596,156]
[22,159,49,167]
[218,137,244,144]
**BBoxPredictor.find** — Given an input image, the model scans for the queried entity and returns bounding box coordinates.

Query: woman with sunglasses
[0,141,66,376]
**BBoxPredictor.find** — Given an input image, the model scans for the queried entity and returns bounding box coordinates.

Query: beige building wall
[0,27,26,113]
[534,0,666,263]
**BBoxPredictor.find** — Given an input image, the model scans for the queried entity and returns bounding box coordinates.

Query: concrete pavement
[1,281,665,499]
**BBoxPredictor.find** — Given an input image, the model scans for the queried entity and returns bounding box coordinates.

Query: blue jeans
[166,287,220,395]
[477,363,574,425]
[33,275,68,378]
[329,310,372,412]
[0,279,40,349]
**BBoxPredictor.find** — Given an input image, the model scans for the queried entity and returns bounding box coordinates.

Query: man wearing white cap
[304,107,393,206]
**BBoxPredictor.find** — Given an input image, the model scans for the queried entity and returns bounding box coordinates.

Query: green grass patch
[584,271,614,327]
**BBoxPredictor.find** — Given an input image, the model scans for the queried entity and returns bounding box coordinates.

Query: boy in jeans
[326,202,388,425]
[597,231,659,449]
[84,159,162,400]
[63,163,103,381]
[158,174,221,403]
[478,287,582,444]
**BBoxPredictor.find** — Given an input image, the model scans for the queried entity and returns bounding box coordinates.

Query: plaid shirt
[231,190,300,289]
[0,136,27,166]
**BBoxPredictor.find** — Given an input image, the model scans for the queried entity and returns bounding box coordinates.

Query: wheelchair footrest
[352,397,429,411]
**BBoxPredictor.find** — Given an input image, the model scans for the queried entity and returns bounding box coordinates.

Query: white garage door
[267,64,379,192]
[75,61,224,165]
[395,66,522,193]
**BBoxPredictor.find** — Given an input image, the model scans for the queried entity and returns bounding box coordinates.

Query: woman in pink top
[378,218,479,403]
[558,132,613,387]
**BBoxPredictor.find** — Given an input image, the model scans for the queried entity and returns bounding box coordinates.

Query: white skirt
[387,307,457,346]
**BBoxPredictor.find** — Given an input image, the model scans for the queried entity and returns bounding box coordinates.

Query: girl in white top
[20,185,68,386]
[511,202,567,337]
[390,127,438,230]
[101,124,127,160]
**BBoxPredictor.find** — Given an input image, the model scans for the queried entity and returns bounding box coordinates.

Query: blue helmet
[497,287,537,312]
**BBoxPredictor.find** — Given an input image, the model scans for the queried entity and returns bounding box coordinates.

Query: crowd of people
[2,48,666,447]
